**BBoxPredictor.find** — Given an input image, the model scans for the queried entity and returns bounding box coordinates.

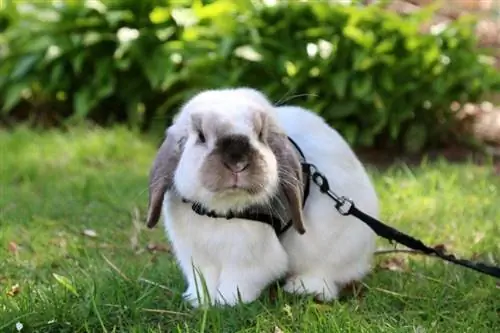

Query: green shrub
[1,0,499,152]
[190,1,500,151]
[0,0,194,130]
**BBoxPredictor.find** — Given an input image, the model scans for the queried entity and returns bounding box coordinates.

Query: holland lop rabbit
[146,87,378,307]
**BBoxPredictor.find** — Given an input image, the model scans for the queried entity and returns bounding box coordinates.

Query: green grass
[0,126,499,333]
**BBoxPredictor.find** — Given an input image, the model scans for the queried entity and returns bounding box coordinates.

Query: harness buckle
[336,197,353,216]
[310,170,330,193]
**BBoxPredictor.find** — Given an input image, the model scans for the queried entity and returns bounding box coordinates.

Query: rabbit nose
[218,134,252,170]
[223,161,250,173]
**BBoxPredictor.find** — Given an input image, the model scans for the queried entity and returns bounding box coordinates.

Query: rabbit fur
[146,87,378,307]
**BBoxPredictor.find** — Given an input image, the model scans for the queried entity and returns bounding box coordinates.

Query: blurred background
[0,0,499,159]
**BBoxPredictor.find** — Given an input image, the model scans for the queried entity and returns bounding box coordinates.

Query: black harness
[185,137,500,279]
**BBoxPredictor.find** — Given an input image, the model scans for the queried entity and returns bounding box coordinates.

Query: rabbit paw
[182,285,214,308]
[283,274,339,302]
[214,278,262,306]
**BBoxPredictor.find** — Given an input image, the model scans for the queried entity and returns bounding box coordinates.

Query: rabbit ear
[146,126,185,228]
[267,124,306,235]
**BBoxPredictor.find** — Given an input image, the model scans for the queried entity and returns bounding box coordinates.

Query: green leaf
[374,38,394,54]
[1,81,29,113]
[48,62,65,91]
[115,57,132,71]
[423,45,440,67]
[373,92,386,111]
[329,101,358,119]
[72,52,86,74]
[155,27,176,42]
[149,7,171,24]
[389,117,400,140]
[343,25,364,44]
[331,70,349,99]
[96,76,115,100]
[343,25,375,48]
[10,54,40,80]
[342,124,359,145]
[353,51,374,71]
[53,273,80,297]
[352,75,372,100]
[194,0,238,20]
[93,58,115,99]
[380,72,394,92]
[403,123,428,153]
[371,95,388,135]
[105,9,134,27]
[405,37,421,52]
[73,86,96,119]
[125,97,141,126]
[358,130,374,147]
[141,47,170,89]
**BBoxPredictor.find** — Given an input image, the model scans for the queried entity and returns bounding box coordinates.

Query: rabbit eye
[197,130,206,144]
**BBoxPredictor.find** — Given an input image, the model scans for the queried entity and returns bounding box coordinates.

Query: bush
[1,0,499,152]
[0,0,193,130]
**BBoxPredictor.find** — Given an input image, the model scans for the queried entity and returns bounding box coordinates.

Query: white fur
[160,88,378,307]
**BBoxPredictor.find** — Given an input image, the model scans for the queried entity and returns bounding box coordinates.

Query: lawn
[0,126,499,333]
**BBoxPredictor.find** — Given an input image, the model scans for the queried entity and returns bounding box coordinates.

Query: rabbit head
[146,88,306,234]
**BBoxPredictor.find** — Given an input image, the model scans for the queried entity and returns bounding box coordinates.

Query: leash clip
[336,197,353,216]
[306,162,353,215]
[306,164,330,193]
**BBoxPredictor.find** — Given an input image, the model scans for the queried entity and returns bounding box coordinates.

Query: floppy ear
[266,123,306,235]
[146,125,185,228]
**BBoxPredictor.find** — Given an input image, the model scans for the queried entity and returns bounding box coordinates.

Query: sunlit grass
[0,126,498,332]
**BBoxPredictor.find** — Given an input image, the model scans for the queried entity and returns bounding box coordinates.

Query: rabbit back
[273,105,378,300]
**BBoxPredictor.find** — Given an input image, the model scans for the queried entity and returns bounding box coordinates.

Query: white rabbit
[145,87,378,307]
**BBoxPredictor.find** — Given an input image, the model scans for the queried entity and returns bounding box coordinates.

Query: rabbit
[145,87,378,307]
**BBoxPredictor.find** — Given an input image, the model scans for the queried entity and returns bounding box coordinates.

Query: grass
[0,126,499,333]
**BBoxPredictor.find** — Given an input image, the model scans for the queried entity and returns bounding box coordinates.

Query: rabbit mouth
[210,186,263,200]
[176,181,275,216]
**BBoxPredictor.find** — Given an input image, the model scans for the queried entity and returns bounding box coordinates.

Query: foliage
[0,0,193,130]
[0,0,499,151]
[190,1,500,151]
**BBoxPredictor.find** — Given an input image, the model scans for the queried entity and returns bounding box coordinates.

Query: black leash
[302,162,500,279]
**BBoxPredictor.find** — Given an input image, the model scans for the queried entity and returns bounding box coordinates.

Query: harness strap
[185,197,286,235]
[304,162,500,279]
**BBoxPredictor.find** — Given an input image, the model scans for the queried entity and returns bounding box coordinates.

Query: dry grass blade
[138,278,174,295]
[6,284,20,297]
[378,256,409,272]
[130,207,143,252]
[375,248,424,255]
[101,254,131,282]
[104,304,190,317]
[274,326,285,333]
[140,308,190,316]
[370,287,431,300]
